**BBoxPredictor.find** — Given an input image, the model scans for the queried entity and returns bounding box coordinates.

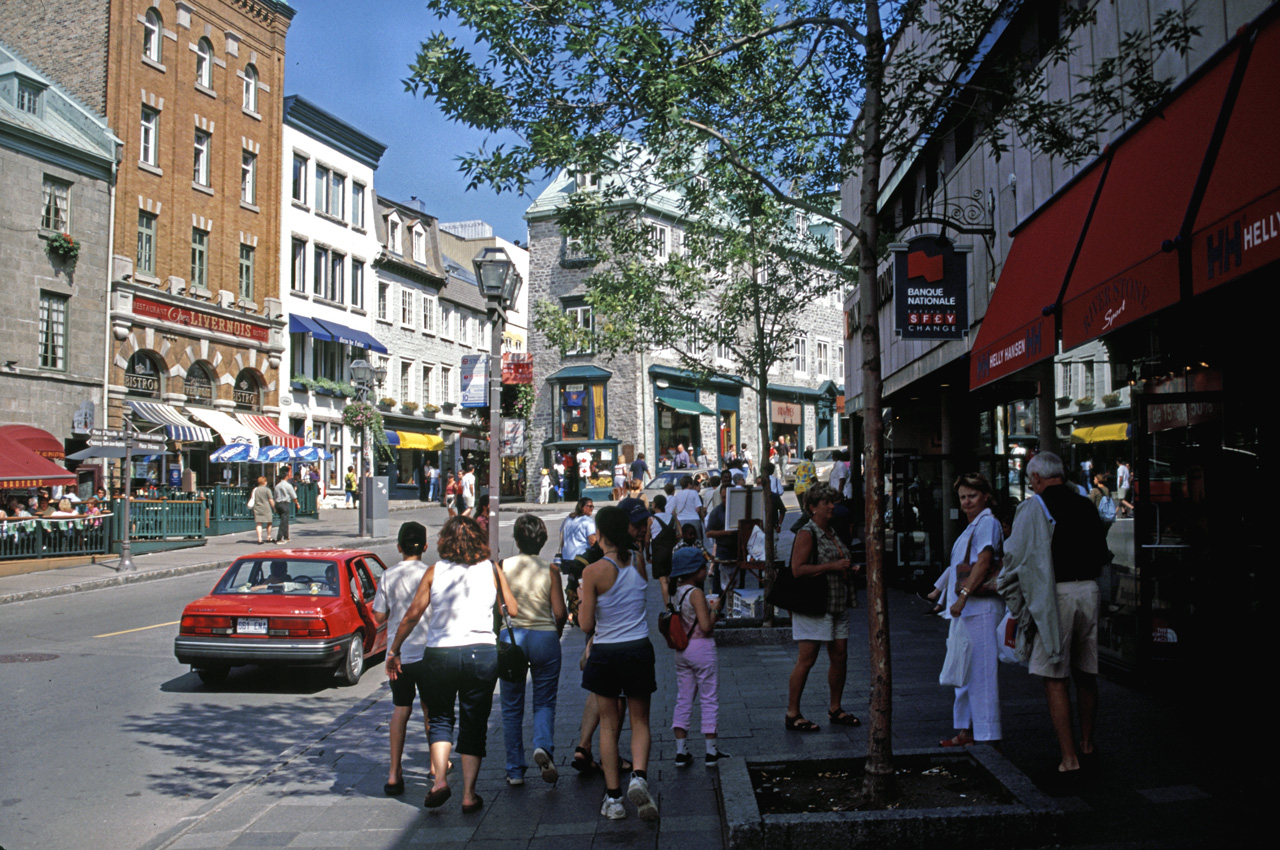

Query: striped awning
[125,401,212,442]
[237,414,305,448]
[186,408,258,446]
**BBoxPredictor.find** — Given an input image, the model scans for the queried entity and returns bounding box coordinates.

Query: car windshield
[813,449,838,462]
[214,558,341,596]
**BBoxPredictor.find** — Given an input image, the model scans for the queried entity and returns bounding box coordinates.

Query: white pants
[952,599,1002,741]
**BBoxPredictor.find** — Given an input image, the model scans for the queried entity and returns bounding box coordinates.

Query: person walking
[387,516,517,814]
[629,452,651,485]
[940,472,1005,749]
[667,475,706,549]
[344,466,357,509]
[784,483,860,732]
[444,472,459,518]
[461,464,477,517]
[1001,451,1110,783]
[371,522,432,796]
[250,476,275,544]
[272,468,299,544]
[559,497,597,564]
[579,505,659,822]
[667,548,729,767]
[499,515,568,786]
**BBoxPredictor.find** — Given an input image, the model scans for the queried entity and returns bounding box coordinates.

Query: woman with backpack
[666,548,728,767]
[648,494,677,608]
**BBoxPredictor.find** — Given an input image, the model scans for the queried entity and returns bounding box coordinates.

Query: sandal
[828,709,862,727]
[939,732,974,748]
[571,746,600,774]
[423,786,452,808]
[785,714,820,732]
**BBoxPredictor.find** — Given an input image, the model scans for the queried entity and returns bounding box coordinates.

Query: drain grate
[0,653,59,664]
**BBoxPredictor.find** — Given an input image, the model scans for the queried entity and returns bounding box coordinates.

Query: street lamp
[473,246,522,560]
[350,357,387,537]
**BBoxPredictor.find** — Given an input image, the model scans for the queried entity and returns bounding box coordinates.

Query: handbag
[939,617,973,687]
[659,587,695,651]
[765,529,829,617]
[954,517,1000,597]
[491,562,529,682]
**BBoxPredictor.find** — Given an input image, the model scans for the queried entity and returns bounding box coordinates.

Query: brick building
[0,40,120,478]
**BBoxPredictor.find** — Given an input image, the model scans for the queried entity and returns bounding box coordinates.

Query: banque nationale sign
[892,235,969,340]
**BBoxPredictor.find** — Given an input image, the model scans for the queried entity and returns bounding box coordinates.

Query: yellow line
[95,620,180,638]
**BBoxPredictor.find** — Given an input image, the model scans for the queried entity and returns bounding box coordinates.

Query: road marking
[95,620,180,638]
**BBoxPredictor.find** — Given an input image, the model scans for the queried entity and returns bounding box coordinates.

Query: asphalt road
[0,518,534,850]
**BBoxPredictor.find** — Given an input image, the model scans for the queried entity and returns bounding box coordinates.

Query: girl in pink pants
[667,548,730,767]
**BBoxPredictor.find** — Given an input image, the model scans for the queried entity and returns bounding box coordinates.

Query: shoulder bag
[765,528,829,617]
[954,517,1000,597]
[492,562,529,682]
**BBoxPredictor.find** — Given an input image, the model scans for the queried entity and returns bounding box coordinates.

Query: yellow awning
[396,431,445,450]
[1070,423,1130,443]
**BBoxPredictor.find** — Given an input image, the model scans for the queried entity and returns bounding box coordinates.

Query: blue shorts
[582,638,657,698]
[390,658,429,707]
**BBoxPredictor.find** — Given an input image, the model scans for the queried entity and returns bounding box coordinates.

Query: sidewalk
[135,580,1236,850]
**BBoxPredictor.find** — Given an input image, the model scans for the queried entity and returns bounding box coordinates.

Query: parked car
[174,549,388,686]
[784,446,848,489]
[644,467,717,491]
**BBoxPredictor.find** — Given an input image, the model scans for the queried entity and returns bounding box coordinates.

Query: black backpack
[650,514,678,579]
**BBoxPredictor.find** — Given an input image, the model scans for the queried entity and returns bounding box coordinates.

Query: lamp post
[350,357,387,537]
[473,246,521,561]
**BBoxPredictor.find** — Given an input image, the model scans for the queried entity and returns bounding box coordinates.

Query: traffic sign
[90,428,124,438]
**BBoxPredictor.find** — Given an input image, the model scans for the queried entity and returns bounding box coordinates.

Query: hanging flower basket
[47,232,80,263]
[341,401,392,458]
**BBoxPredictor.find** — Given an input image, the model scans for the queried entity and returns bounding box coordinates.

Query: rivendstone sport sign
[892,235,968,340]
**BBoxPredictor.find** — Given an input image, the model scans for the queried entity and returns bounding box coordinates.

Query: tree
[407,0,1195,801]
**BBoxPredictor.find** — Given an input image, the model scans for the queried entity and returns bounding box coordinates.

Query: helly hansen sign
[892,235,969,340]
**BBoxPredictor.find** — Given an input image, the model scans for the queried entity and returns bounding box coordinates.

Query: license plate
[237,617,268,635]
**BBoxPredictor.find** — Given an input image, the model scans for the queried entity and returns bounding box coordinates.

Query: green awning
[656,394,715,416]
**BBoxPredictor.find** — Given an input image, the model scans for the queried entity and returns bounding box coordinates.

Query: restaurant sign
[892,235,968,340]
[770,401,802,425]
[132,295,269,343]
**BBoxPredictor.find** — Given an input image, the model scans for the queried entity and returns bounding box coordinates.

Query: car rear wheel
[196,666,229,686]
[336,633,364,686]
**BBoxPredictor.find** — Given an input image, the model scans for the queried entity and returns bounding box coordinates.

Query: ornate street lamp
[472,246,522,559]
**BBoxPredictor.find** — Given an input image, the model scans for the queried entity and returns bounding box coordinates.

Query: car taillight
[267,618,329,637]
[181,615,233,635]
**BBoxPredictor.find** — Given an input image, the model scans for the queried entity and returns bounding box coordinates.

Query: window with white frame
[240,150,256,204]
[328,170,344,219]
[290,238,306,292]
[313,339,344,381]
[441,366,454,403]
[351,182,365,228]
[291,154,307,204]
[195,38,213,89]
[351,260,364,309]
[329,252,345,302]
[412,227,425,263]
[39,291,67,371]
[715,321,733,362]
[816,339,830,378]
[314,165,330,214]
[423,364,436,405]
[836,345,844,381]
[312,246,328,297]
[377,281,389,320]
[573,168,599,190]
[143,8,162,63]
[388,218,401,254]
[565,304,593,354]
[792,336,808,375]
[17,82,40,115]
[422,293,438,334]
[401,361,412,403]
[140,107,159,166]
[460,312,472,347]
[41,177,70,232]
[401,288,414,326]
[193,129,210,186]
[647,222,669,259]
[440,304,454,340]
[191,228,208,290]
[137,211,157,276]
[242,64,258,113]
[238,244,255,300]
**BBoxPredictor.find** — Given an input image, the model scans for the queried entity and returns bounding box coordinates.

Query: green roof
[546,365,613,382]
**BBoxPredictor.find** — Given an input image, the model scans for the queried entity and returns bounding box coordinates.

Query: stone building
[370,196,492,498]
[0,40,120,477]
[278,94,386,496]
[523,167,845,502]
[0,0,296,486]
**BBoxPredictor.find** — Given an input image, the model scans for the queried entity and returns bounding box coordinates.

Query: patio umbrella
[294,446,334,462]
[257,445,294,464]
[210,444,254,463]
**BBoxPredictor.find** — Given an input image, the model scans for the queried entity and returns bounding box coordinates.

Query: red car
[174,549,388,686]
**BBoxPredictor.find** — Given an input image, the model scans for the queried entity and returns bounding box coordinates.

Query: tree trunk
[859,0,896,804]
[752,249,779,625]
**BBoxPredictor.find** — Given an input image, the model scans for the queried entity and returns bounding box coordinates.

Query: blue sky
[283,0,547,243]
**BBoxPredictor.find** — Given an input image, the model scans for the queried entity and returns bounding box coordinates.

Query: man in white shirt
[374,522,431,797]
[668,474,707,547]
[829,451,850,498]
[739,443,753,475]
[461,464,476,516]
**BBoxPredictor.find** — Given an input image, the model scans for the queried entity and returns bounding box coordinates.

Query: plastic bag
[996,609,1021,665]
[939,617,972,687]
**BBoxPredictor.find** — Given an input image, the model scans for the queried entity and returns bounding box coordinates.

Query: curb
[137,683,392,850]
[0,534,399,606]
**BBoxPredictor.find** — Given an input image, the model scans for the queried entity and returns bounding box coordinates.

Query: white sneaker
[627,774,659,822]
[600,792,626,820]
[534,747,558,783]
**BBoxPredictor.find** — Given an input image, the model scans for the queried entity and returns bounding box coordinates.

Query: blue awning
[125,400,213,442]
[313,319,388,354]
[288,314,333,339]
[384,430,401,447]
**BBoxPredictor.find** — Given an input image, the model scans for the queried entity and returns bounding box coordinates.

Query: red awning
[0,435,76,488]
[1058,42,1240,349]
[1191,20,1280,295]
[234,414,305,448]
[969,164,1105,390]
[0,424,65,459]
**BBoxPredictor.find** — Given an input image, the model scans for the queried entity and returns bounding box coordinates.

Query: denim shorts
[423,644,499,757]
[581,638,657,698]
[390,658,429,707]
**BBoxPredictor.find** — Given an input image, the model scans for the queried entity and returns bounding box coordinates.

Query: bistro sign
[892,235,968,340]
[132,296,269,343]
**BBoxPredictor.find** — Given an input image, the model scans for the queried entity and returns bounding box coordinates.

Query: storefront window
[559,382,606,440]
[233,369,264,411]
[183,362,216,407]
[125,351,163,398]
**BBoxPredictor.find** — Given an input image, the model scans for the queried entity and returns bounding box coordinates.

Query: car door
[348,557,385,653]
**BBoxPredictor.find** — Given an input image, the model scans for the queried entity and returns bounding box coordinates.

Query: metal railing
[0,514,114,561]
[124,499,206,540]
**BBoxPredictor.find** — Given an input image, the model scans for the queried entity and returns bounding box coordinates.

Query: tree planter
[721,748,1061,850]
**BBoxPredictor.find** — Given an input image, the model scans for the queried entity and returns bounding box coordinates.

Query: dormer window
[388,216,402,254]
[412,227,426,263]
[17,81,40,115]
